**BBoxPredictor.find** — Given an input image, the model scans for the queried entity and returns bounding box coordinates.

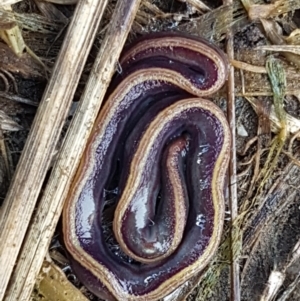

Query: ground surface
[1,1,300,301]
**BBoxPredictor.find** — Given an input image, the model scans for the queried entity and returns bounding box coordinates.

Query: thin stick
[237,91,300,96]
[0,1,108,299]
[1,0,22,5]
[0,129,11,180]
[3,0,141,300]
[184,0,211,12]
[224,0,241,300]
[0,91,38,107]
[259,211,300,301]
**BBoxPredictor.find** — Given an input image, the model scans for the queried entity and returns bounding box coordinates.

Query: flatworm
[63,32,231,301]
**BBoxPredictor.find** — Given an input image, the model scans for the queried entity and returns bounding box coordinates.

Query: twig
[231,59,267,73]
[237,91,300,97]
[0,91,38,107]
[0,72,9,92]
[0,69,18,94]
[0,5,25,57]
[288,130,300,153]
[256,45,300,56]
[0,129,11,181]
[0,110,22,132]
[260,271,285,301]
[0,0,22,4]
[276,240,300,301]
[277,273,300,301]
[245,97,300,135]
[224,0,240,300]
[183,0,211,12]
[0,0,109,299]
[238,136,258,156]
[260,237,300,301]
[3,0,142,300]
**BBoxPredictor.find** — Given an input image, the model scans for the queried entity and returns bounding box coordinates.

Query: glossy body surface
[63,32,231,301]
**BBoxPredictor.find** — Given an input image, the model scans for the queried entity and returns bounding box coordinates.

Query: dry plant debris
[0,5,26,56]
[32,256,88,301]
[0,0,300,301]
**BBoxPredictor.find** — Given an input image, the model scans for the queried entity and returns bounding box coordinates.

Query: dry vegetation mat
[0,0,300,301]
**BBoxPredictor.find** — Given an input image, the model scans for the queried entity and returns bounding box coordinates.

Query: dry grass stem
[181,0,211,12]
[0,110,22,131]
[241,0,300,20]
[276,241,300,300]
[224,0,241,300]
[0,129,11,182]
[231,59,267,73]
[259,271,285,301]
[0,91,39,107]
[0,8,65,33]
[260,239,300,301]
[237,91,300,96]
[0,1,109,299]
[33,0,69,23]
[0,5,25,56]
[277,275,300,301]
[260,18,300,69]
[256,45,300,55]
[43,0,78,4]
[0,0,22,5]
